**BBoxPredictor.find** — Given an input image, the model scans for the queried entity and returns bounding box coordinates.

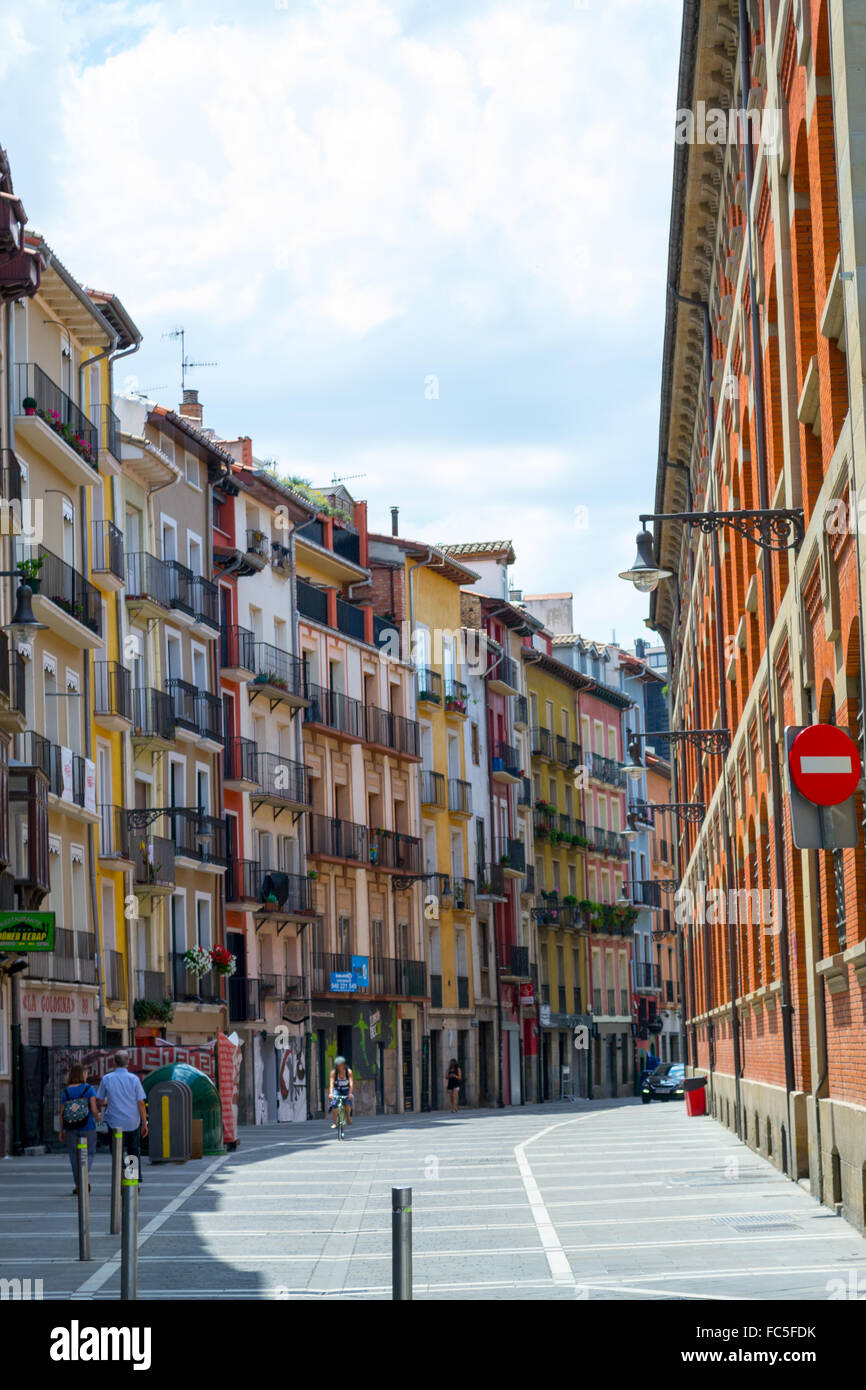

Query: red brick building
[646,0,866,1231]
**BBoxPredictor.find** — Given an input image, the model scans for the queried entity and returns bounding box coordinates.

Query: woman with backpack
[59,1063,99,1195]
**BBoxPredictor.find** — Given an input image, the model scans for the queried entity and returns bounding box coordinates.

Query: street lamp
[0,574,47,642]
[627,728,731,765]
[618,528,672,593]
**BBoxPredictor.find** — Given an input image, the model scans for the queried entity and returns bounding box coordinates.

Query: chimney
[391,506,399,537]
[179,388,202,425]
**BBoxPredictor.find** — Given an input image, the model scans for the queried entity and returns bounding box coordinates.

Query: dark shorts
[447,1078,460,1090]
[329,1094,352,1111]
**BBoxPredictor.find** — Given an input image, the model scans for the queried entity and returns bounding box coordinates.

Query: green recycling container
[142,1063,225,1155]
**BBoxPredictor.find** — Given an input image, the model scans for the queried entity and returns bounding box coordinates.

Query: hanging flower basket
[183,944,212,979]
[210,944,237,977]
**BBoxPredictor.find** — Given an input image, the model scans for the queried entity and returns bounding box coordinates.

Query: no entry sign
[788,725,861,806]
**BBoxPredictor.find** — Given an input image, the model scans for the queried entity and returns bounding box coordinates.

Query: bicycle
[332,1094,350,1139]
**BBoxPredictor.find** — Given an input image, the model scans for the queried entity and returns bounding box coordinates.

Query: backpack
[62,1087,92,1130]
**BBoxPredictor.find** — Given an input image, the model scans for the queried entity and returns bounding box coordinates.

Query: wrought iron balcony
[168,810,227,866]
[497,839,525,875]
[166,677,199,734]
[305,682,364,738]
[228,976,263,1021]
[487,652,519,694]
[252,752,311,811]
[137,968,168,1002]
[93,660,131,728]
[246,529,270,561]
[367,827,422,872]
[224,736,259,786]
[444,678,468,714]
[104,949,125,1002]
[490,740,521,780]
[421,770,446,809]
[172,953,222,1005]
[416,667,442,705]
[364,705,421,757]
[0,630,26,732]
[518,777,533,807]
[308,812,368,862]
[531,726,552,758]
[225,856,262,905]
[256,871,316,918]
[196,689,223,743]
[98,804,131,863]
[15,362,98,468]
[126,551,171,611]
[589,752,627,788]
[131,687,174,745]
[91,520,124,584]
[191,575,219,631]
[450,877,474,911]
[221,624,256,675]
[131,834,176,893]
[505,945,530,978]
[514,694,529,727]
[31,547,102,639]
[448,778,472,815]
[249,643,307,706]
[477,863,507,898]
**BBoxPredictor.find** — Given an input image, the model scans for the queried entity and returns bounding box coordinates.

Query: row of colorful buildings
[0,146,680,1147]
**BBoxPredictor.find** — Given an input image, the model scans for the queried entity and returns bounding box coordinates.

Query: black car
[641,1062,685,1103]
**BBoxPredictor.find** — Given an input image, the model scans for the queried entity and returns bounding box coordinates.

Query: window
[161,517,178,563]
[51,1020,70,1047]
[196,895,212,950]
[192,645,208,692]
[171,892,187,954]
[188,532,203,575]
[28,1018,42,1045]
[185,453,201,489]
[471,723,480,765]
[166,631,183,680]
[337,916,352,955]
[196,764,210,815]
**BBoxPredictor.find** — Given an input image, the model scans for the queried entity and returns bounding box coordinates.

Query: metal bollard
[120,1152,139,1301]
[391,1185,412,1300]
[77,1138,91,1262]
[110,1129,122,1235]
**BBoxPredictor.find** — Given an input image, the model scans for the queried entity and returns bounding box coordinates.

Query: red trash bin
[683,1076,707,1117]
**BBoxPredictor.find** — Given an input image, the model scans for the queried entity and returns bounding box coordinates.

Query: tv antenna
[330,472,367,487]
[162,327,217,393]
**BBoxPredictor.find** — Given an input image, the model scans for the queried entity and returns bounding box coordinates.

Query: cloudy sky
[2,0,682,645]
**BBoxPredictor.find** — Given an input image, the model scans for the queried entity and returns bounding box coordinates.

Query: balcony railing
[257,871,315,917]
[224,736,259,785]
[91,520,124,582]
[421,770,446,809]
[0,630,26,723]
[305,682,365,738]
[104,949,125,1001]
[448,778,472,815]
[607,988,616,1014]
[131,687,173,743]
[1,447,22,506]
[102,403,121,461]
[457,975,470,1008]
[450,878,474,911]
[191,575,219,629]
[15,363,98,465]
[490,740,520,777]
[308,813,368,862]
[632,879,662,907]
[225,857,262,904]
[93,661,131,725]
[166,678,199,734]
[131,834,175,891]
[296,577,328,624]
[589,752,627,788]
[416,667,442,704]
[487,652,519,692]
[172,953,222,1004]
[254,751,310,807]
[477,863,507,897]
[634,961,661,991]
[246,529,270,561]
[137,969,168,1003]
[430,973,443,1007]
[518,777,533,807]
[34,547,101,637]
[531,726,552,758]
[98,804,130,861]
[167,559,194,617]
[523,863,535,894]
[335,596,365,641]
[126,551,171,609]
[497,839,525,873]
[444,678,468,713]
[367,828,422,872]
[365,705,421,757]
[506,945,530,978]
[196,690,223,742]
[514,694,529,726]
[228,976,263,1022]
[369,957,427,997]
[77,934,99,982]
[221,624,256,673]
[249,643,307,701]
[168,810,227,866]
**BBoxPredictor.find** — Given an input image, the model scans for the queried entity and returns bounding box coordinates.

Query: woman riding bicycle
[328,1056,354,1127]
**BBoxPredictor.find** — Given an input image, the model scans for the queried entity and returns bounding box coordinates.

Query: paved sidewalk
[2,1099,865,1300]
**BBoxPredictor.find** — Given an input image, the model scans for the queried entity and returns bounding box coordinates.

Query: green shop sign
[0,912,55,952]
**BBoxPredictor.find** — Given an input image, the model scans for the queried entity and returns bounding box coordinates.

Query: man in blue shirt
[96,1051,148,1184]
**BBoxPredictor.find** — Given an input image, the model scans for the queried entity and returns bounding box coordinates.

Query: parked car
[641,1062,685,1103]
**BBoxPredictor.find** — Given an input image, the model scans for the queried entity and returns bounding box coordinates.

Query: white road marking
[514,1116,586,1289]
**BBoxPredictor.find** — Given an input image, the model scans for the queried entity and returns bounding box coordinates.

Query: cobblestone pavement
[3,1098,865,1300]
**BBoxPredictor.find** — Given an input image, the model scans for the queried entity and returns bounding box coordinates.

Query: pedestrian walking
[60,1063,99,1195]
[446,1058,462,1113]
[96,1051,148,1185]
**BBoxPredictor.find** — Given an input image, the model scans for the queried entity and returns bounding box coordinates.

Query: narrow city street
[4,1101,866,1302]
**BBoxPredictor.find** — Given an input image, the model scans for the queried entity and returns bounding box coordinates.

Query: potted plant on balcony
[183,944,212,979]
[16,555,43,594]
[133,997,174,1025]
[479,876,493,894]
[499,851,510,866]
[307,868,319,880]
[210,944,237,977]
[562,894,579,906]
[22,395,37,416]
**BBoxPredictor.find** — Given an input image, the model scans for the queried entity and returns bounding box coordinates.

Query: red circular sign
[789,725,862,806]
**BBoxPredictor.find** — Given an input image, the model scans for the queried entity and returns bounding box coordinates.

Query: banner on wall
[83,758,97,814]
[60,746,74,801]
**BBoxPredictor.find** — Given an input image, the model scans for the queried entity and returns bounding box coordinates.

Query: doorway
[430,1028,440,1110]
[508,1031,521,1106]
[401,1019,414,1111]
[478,1022,490,1105]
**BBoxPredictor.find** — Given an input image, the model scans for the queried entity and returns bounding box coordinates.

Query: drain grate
[712,1214,801,1231]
